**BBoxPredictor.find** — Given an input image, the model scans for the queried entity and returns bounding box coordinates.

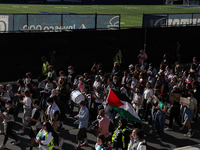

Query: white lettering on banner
[22,24,81,31]
[49,26,54,32]
[23,25,28,29]
[79,24,86,29]
[0,15,9,32]
[172,19,179,26]
[36,25,42,30]
[30,25,35,29]
[192,18,200,25]
[168,18,194,26]
[107,16,119,28]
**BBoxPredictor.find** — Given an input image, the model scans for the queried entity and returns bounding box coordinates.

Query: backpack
[141,142,151,150]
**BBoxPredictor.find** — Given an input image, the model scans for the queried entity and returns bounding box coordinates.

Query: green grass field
[0,4,200,27]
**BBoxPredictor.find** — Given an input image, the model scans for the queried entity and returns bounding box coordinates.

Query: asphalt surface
[0,104,199,150]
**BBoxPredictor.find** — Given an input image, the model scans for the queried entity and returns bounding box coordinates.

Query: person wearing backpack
[46,96,64,147]
[136,130,147,150]
[25,99,42,150]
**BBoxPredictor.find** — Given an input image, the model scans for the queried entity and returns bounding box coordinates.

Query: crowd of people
[0,46,199,150]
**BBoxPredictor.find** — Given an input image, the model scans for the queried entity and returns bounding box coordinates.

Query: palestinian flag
[107,89,142,124]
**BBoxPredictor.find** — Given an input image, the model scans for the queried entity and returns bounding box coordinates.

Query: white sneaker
[165,127,172,131]
[0,145,6,149]
[184,132,190,137]
[12,140,20,145]
[17,130,24,134]
[59,138,64,147]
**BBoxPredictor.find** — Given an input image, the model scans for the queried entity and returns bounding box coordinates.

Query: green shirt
[159,101,167,114]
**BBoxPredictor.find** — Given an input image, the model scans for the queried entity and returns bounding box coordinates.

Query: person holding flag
[107,89,142,149]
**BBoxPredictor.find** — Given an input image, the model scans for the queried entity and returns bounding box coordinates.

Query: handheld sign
[180,97,190,106]
[169,93,181,102]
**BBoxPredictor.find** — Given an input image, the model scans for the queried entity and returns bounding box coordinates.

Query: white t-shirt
[23,97,32,108]
[143,88,153,101]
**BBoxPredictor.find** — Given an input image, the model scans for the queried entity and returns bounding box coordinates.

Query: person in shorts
[180,90,197,138]
[74,100,89,149]
[17,90,32,134]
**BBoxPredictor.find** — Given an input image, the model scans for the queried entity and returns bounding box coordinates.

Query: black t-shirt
[68,73,76,83]
[113,82,120,90]
[4,108,14,122]
[4,108,14,115]
[30,89,38,99]
[31,108,41,126]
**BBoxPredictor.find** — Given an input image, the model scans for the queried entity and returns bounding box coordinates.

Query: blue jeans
[155,110,166,139]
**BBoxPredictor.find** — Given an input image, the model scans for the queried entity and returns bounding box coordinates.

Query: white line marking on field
[0,5,31,12]
[120,22,125,24]
[13,6,19,8]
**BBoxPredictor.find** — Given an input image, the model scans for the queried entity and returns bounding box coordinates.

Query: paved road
[0,105,199,150]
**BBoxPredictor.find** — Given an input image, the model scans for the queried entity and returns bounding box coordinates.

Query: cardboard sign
[180,97,190,106]
[169,93,181,102]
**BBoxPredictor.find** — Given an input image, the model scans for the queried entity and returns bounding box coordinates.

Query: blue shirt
[77,106,89,129]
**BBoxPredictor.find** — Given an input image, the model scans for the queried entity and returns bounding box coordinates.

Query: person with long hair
[143,82,153,121]
[36,121,54,150]
[154,94,167,141]
[132,88,142,129]
[14,79,25,119]
[128,128,139,150]
[95,134,108,150]
[57,77,68,122]
[17,90,32,134]
[112,118,130,150]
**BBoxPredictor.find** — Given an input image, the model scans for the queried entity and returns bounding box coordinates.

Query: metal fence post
[61,14,63,28]
[13,14,14,32]
[27,14,28,29]
[95,13,97,30]
[119,14,121,30]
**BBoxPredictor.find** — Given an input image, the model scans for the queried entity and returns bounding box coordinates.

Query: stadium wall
[1,26,199,82]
